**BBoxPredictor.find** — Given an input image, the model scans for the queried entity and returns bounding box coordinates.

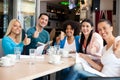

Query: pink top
[82,32,103,61]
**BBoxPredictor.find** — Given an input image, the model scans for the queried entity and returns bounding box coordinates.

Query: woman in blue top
[55,20,81,80]
[2,19,30,55]
[56,20,80,53]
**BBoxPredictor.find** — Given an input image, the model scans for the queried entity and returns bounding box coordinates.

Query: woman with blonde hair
[2,19,30,55]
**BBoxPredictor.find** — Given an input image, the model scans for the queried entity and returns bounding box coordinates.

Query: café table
[0,54,75,80]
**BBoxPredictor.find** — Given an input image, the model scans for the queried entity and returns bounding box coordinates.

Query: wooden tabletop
[0,55,75,80]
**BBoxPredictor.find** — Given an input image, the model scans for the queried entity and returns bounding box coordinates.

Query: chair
[50,28,56,41]
[0,39,4,57]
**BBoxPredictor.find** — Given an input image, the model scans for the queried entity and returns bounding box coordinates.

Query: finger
[117,40,120,45]
[113,41,117,51]
[116,41,120,49]
[24,34,28,39]
[79,53,85,57]
[61,31,65,36]
[113,40,120,52]
[25,34,28,37]
[36,26,39,31]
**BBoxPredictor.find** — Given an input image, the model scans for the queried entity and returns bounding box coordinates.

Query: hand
[90,46,97,55]
[56,36,61,44]
[90,42,99,54]
[79,53,92,62]
[23,34,31,45]
[69,50,76,54]
[60,31,65,40]
[56,31,65,44]
[113,40,120,58]
[33,27,39,38]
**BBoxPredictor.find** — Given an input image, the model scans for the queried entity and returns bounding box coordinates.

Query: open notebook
[35,41,53,55]
[76,53,107,77]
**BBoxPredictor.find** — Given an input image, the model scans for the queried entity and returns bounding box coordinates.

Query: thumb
[113,41,116,51]
[36,26,39,32]
[24,34,28,39]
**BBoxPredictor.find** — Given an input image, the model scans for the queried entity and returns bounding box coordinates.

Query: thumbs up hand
[113,40,120,58]
[33,27,40,38]
[23,34,31,45]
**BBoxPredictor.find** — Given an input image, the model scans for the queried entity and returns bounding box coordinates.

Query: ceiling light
[59,1,69,6]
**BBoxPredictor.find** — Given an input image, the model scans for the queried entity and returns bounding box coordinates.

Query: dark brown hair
[79,19,94,53]
[38,13,49,19]
[62,20,80,36]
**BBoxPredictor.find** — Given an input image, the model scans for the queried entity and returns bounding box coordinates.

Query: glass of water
[54,44,60,54]
[14,47,21,62]
[29,49,36,65]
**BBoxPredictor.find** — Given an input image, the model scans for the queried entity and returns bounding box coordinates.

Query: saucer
[0,61,14,67]
[48,61,63,65]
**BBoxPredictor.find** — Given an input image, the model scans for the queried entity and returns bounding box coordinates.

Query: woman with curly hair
[55,20,80,53]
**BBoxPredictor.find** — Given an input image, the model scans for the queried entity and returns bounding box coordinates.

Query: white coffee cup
[1,57,11,66]
[7,54,16,64]
[60,50,69,58]
[50,54,61,64]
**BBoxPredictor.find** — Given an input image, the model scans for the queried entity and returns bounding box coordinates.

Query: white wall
[100,0,118,36]
[100,0,113,10]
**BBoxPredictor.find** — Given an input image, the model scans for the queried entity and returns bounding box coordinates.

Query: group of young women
[55,19,120,79]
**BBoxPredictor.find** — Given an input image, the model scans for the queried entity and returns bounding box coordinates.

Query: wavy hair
[5,19,22,43]
[62,20,80,36]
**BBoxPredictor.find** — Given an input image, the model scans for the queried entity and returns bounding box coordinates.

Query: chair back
[0,39,4,57]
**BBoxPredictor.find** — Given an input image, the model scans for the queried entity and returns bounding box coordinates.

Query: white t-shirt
[101,36,120,77]
[64,38,76,52]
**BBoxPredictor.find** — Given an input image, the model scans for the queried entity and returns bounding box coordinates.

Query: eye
[103,27,106,30]
[86,25,89,28]
[45,19,48,22]
[81,25,85,28]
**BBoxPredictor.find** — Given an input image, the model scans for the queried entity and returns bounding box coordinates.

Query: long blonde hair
[5,19,22,43]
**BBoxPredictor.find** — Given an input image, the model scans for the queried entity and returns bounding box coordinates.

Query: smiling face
[65,25,74,37]
[97,21,113,40]
[11,21,22,35]
[81,22,93,37]
[38,15,49,28]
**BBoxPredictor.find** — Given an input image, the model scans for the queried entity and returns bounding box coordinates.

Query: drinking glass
[29,49,36,65]
[54,44,60,54]
[14,47,21,62]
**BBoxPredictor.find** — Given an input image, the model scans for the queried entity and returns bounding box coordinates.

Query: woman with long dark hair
[79,19,103,62]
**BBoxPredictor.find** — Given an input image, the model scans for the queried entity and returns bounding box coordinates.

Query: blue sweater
[2,36,24,55]
[59,36,80,52]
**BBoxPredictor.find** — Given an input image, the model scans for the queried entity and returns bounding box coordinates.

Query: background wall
[100,0,113,10]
